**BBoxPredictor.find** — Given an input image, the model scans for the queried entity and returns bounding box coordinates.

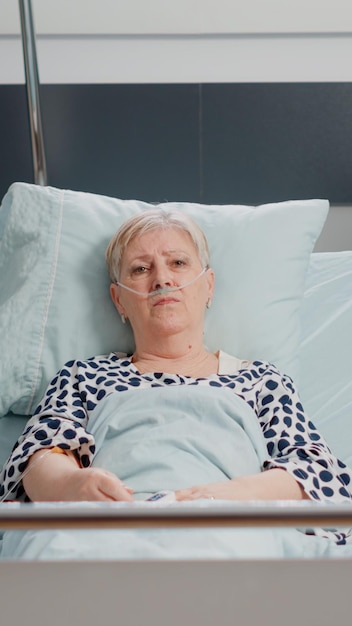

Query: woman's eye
[132,266,149,275]
[173,259,187,268]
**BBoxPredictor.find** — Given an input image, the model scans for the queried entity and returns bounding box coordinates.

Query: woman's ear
[110,283,125,317]
[206,268,215,302]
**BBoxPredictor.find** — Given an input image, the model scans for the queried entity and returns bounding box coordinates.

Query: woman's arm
[177,362,352,503]
[176,467,309,501]
[0,356,126,502]
[257,366,352,502]
[22,449,134,502]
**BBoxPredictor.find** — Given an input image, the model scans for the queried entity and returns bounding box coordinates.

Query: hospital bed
[0,2,352,625]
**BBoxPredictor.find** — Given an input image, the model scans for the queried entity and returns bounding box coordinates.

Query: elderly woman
[1,210,351,544]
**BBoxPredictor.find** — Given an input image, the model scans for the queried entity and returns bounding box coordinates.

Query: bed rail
[1,501,352,530]
[19,0,47,186]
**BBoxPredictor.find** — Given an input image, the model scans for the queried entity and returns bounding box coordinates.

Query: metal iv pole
[18,0,47,186]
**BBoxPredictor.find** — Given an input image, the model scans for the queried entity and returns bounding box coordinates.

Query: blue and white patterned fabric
[1,351,351,545]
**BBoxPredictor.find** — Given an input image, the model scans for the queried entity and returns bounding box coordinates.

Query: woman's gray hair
[106,208,210,283]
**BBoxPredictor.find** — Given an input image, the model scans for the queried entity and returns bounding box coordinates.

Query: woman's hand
[176,480,248,501]
[52,467,134,502]
[23,449,134,502]
[176,469,310,501]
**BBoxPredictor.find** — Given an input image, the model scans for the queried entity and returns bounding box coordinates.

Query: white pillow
[0,182,328,416]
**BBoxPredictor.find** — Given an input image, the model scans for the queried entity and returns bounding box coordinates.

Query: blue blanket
[90,386,268,498]
[2,386,352,560]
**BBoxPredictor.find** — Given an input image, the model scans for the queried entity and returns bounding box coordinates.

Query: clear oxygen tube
[115,266,208,297]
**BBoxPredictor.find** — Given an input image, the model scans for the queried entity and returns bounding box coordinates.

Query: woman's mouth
[153,297,180,306]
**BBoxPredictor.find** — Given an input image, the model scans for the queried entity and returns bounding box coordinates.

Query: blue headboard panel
[1,82,352,204]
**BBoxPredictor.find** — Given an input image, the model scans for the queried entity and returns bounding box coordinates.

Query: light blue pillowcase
[0,188,13,242]
[0,415,28,469]
[299,251,352,466]
[0,182,328,416]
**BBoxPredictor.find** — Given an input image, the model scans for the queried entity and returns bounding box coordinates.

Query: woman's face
[110,227,214,345]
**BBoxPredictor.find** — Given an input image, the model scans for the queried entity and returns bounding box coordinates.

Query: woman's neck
[131,345,219,377]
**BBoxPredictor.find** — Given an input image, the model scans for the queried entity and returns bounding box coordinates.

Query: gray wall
[1,1,352,251]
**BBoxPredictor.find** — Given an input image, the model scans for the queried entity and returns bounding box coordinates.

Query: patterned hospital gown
[1,351,351,544]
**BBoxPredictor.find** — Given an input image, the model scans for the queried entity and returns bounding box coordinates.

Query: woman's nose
[151,263,174,289]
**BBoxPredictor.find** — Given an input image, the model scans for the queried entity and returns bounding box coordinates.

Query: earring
[121,314,126,324]
[206,298,212,310]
